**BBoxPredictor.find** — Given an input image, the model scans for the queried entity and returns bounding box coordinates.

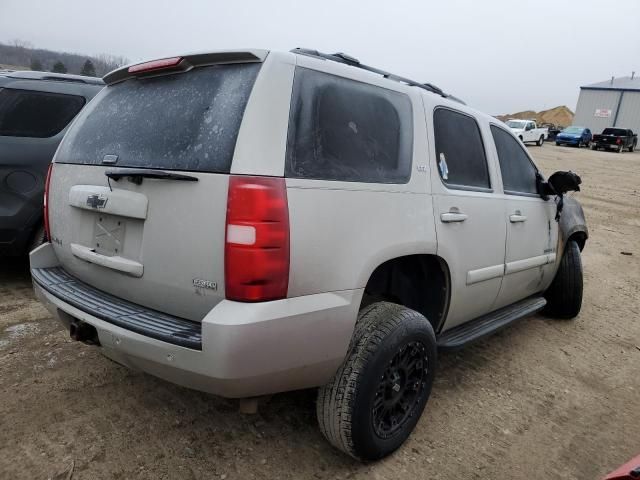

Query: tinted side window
[0,89,85,138]
[433,108,490,189]
[490,125,538,195]
[286,68,413,183]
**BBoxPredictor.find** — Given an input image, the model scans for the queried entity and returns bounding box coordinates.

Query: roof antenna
[632,71,636,80]
[610,76,615,84]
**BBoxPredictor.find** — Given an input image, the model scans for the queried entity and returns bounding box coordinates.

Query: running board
[437,297,546,350]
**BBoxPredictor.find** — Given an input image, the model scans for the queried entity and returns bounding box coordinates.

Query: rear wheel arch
[359,254,451,333]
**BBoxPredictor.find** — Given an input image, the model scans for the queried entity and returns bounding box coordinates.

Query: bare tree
[11,39,34,49]
[94,53,129,76]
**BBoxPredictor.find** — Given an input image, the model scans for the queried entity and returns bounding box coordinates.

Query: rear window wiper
[105,168,198,185]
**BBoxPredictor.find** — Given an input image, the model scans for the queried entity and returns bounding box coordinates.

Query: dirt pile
[496,105,574,127]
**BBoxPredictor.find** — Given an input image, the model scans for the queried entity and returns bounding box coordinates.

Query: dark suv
[0,71,103,255]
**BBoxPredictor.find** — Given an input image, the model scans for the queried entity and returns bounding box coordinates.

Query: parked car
[555,126,592,148]
[541,123,563,141]
[592,128,637,153]
[0,71,103,256]
[30,48,588,461]
[505,119,548,146]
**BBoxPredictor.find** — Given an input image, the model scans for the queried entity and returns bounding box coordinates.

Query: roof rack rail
[291,48,465,104]
[6,70,104,86]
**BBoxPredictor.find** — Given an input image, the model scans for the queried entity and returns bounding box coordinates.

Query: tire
[591,145,597,150]
[317,302,437,461]
[629,142,635,152]
[543,240,583,319]
[556,142,561,146]
[27,224,46,255]
[536,135,544,146]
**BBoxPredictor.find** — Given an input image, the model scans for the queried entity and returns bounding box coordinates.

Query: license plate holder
[93,214,126,256]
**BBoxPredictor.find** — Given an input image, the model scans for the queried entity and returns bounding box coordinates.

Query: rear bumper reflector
[31,267,202,350]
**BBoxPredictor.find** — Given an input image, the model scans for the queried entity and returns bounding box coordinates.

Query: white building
[573,74,640,134]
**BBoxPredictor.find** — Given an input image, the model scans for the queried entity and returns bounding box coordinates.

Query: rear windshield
[602,128,627,136]
[56,63,261,173]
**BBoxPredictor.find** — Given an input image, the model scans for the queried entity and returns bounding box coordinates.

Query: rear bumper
[30,243,361,398]
[592,142,618,149]
[0,226,34,256]
[0,170,42,256]
[0,206,40,256]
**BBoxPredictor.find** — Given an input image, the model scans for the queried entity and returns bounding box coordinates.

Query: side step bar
[437,296,546,350]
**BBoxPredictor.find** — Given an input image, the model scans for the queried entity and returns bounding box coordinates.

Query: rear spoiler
[103,49,268,85]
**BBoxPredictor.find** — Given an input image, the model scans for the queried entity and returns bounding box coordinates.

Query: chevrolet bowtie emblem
[86,194,107,209]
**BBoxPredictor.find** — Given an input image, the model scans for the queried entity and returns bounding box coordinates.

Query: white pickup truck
[506,119,549,146]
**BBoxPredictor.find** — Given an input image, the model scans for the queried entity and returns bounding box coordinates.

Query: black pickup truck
[591,128,637,153]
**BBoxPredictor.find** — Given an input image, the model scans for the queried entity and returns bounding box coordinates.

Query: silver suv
[30,49,587,461]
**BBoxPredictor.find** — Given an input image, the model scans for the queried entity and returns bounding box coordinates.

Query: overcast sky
[2,0,639,114]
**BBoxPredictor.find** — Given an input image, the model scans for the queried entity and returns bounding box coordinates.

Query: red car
[605,454,640,479]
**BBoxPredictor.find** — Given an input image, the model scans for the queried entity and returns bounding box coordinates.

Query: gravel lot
[1,144,639,480]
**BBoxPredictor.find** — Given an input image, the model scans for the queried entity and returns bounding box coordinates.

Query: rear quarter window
[56,63,261,173]
[0,88,85,138]
[286,67,413,183]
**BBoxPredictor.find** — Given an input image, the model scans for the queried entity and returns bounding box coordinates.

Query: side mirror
[538,170,581,197]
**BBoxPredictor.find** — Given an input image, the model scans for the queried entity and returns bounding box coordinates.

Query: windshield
[562,127,584,134]
[506,120,527,129]
[56,63,261,173]
[602,128,627,136]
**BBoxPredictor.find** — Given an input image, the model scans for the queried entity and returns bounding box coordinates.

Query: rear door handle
[509,213,527,223]
[441,212,468,223]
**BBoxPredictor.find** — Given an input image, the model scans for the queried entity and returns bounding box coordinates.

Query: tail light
[43,163,53,241]
[617,138,622,144]
[225,176,289,302]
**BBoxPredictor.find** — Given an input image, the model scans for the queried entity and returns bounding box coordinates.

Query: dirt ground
[1,144,639,480]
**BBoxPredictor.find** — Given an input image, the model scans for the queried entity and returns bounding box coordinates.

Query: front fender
[558,196,588,257]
